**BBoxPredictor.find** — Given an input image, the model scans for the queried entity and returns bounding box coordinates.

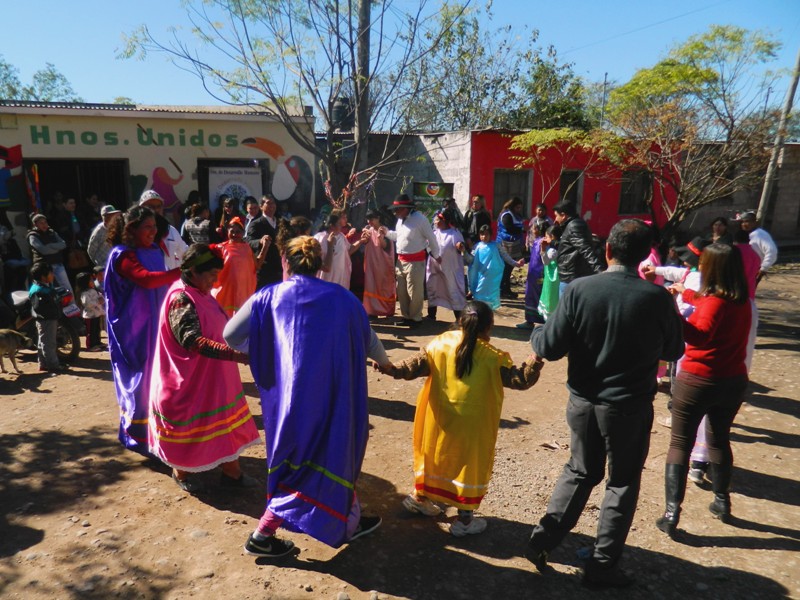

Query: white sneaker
[450,517,488,537]
[402,494,442,516]
[688,468,705,485]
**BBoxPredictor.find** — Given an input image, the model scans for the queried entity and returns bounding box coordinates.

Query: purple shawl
[248,275,371,547]
[105,244,168,455]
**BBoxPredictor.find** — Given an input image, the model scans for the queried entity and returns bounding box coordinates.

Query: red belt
[397,250,427,262]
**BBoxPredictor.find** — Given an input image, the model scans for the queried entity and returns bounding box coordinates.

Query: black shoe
[349,515,382,541]
[515,322,534,330]
[243,533,295,558]
[220,472,259,488]
[582,561,633,589]
[172,473,204,493]
[524,542,549,572]
[400,319,421,328]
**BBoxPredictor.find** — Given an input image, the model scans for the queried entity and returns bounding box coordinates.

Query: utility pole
[354,0,371,174]
[756,47,800,223]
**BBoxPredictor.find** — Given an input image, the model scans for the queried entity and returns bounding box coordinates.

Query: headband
[183,250,216,270]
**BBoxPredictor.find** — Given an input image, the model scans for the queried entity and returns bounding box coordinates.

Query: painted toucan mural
[241,137,313,207]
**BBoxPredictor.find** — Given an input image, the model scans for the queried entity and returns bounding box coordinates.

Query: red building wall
[468,130,677,238]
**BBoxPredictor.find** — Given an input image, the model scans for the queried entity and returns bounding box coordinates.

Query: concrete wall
[678,144,800,244]
[368,132,472,212]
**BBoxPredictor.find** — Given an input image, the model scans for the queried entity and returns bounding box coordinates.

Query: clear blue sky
[2,0,799,107]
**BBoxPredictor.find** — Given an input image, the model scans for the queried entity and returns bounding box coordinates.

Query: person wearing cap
[643,236,709,318]
[139,190,188,270]
[384,194,441,326]
[735,210,777,283]
[87,205,122,268]
[27,213,73,296]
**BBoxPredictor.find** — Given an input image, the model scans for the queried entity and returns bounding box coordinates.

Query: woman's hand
[642,265,657,282]
[327,230,337,245]
[668,282,685,295]
[455,241,465,253]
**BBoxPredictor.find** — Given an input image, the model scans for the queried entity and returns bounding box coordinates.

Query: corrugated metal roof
[0,99,312,118]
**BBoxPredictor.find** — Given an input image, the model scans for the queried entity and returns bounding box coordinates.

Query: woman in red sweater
[656,243,751,535]
[105,207,180,455]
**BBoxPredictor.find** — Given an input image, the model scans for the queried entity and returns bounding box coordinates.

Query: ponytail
[455,300,493,378]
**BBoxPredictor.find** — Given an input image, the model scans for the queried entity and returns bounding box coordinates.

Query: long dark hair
[698,243,748,304]
[107,206,155,247]
[276,215,312,254]
[455,300,493,379]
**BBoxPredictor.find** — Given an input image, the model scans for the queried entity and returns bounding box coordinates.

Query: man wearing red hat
[385,194,440,326]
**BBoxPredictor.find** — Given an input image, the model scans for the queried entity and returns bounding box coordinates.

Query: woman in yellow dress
[381,300,542,536]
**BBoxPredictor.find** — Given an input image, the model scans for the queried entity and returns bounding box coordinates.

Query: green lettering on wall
[56,130,76,145]
[81,131,98,145]
[30,125,51,144]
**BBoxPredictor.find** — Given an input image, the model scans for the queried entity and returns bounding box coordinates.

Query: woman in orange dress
[212,217,269,316]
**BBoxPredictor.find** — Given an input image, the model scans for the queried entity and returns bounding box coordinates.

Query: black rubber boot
[708,462,732,523]
[656,463,687,536]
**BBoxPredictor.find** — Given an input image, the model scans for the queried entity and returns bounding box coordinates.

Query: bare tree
[121,0,468,208]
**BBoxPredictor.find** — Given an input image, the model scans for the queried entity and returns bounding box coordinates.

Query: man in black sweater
[525,219,684,589]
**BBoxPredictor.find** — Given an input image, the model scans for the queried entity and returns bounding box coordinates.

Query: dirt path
[1,266,798,600]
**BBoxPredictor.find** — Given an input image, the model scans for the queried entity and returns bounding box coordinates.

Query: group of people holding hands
[41,185,773,589]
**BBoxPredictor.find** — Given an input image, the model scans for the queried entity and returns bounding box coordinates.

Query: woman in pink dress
[149,244,261,492]
[361,210,395,317]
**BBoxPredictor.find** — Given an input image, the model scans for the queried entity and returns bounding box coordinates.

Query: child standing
[28,261,64,372]
[516,221,546,329]
[381,300,542,536]
[466,225,523,310]
[75,271,106,351]
[537,226,560,321]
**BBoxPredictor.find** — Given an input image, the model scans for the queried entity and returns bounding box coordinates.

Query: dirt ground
[1,262,798,600]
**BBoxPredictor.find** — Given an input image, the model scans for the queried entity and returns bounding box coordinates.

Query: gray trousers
[529,395,653,567]
[36,319,59,369]
[396,260,426,321]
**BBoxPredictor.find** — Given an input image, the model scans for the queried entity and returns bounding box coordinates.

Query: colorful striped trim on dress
[415,483,484,506]
[152,391,246,426]
[267,459,355,491]
[272,483,349,522]
[153,412,254,444]
[363,290,397,302]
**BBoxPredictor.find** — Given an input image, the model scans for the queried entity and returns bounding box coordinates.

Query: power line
[561,0,734,57]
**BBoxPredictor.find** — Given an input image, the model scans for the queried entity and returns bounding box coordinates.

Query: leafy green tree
[509,46,591,130]
[121,0,468,206]
[22,63,83,102]
[398,1,591,132]
[511,25,782,237]
[0,55,22,99]
[0,55,82,102]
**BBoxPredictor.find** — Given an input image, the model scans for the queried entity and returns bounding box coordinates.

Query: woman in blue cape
[105,206,179,455]
[224,235,390,558]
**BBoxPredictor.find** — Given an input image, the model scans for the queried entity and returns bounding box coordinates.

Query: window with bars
[618,170,651,215]
[492,169,531,218]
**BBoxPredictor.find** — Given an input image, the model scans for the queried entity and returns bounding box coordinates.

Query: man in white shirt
[735,210,777,283]
[384,195,440,326]
[139,190,188,270]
